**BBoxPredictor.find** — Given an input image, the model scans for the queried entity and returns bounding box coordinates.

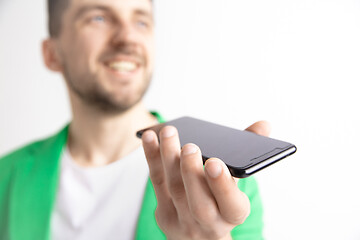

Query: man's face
[55,0,154,113]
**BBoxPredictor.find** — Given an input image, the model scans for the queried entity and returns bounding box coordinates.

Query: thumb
[245,120,271,137]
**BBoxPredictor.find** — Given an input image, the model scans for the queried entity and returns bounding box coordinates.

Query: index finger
[142,130,173,207]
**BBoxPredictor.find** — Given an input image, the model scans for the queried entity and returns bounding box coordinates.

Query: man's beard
[64,66,152,114]
[62,50,152,115]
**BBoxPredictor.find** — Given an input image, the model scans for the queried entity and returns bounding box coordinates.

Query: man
[0,0,270,239]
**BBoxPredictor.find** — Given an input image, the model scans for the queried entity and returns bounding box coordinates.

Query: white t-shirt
[51,146,149,240]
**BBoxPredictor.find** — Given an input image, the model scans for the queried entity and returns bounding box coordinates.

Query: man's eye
[91,15,106,23]
[136,20,149,28]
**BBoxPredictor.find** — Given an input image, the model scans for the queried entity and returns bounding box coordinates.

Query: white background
[1,0,360,239]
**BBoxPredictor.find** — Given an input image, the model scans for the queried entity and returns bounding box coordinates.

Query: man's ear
[42,39,63,72]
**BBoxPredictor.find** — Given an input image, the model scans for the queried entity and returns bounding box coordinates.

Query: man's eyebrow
[73,5,154,22]
[73,5,111,19]
[134,9,154,21]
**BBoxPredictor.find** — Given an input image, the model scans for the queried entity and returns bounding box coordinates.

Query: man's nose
[110,21,138,47]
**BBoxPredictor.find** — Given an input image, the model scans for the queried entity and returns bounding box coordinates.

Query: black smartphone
[136,116,297,178]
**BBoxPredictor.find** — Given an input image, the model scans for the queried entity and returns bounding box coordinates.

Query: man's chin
[87,95,143,115]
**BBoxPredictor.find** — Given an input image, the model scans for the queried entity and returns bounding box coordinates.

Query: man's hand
[141,121,270,240]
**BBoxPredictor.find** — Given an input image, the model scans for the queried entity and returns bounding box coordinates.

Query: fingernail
[182,144,198,155]
[161,126,176,138]
[142,131,153,143]
[205,159,223,178]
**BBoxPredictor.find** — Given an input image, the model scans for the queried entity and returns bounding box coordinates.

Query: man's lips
[104,57,141,76]
[107,60,137,72]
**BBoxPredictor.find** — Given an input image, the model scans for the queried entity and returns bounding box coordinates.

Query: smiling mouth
[106,60,139,74]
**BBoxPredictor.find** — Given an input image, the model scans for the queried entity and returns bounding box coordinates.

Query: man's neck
[67,100,158,167]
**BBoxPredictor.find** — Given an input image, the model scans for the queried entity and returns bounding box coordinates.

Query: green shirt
[0,114,263,240]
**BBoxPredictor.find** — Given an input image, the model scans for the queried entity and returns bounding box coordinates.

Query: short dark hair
[47,0,70,37]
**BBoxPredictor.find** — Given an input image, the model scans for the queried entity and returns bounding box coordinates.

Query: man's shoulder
[0,126,68,170]
[0,139,47,167]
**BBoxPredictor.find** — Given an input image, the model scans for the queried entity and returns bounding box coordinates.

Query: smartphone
[136,116,297,178]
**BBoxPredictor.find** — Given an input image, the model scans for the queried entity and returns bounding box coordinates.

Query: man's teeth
[108,61,137,72]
